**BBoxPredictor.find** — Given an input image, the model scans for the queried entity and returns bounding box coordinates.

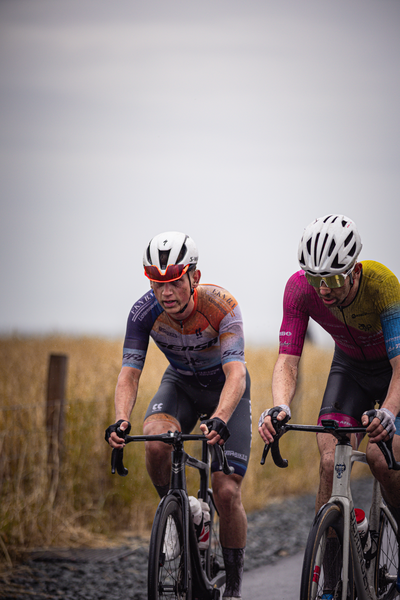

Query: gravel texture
[0,478,372,600]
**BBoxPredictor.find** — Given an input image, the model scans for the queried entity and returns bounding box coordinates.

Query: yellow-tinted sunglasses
[305,266,354,289]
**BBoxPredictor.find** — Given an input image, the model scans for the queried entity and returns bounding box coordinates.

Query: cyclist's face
[150,270,200,319]
[309,263,361,308]
[316,279,351,307]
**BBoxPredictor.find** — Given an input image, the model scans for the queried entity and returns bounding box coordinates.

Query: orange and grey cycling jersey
[122,284,245,385]
[279,261,400,362]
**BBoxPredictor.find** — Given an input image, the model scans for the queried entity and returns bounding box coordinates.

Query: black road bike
[112,430,233,600]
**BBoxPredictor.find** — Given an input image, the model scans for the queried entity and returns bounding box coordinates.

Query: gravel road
[0,478,372,600]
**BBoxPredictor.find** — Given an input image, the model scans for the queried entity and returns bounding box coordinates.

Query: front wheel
[148,494,192,600]
[375,508,399,600]
[203,490,225,587]
[300,503,356,600]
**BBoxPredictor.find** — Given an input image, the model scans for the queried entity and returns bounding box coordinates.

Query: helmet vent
[344,232,354,248]
[313,233,320,264]
[158,250,170,270]
[331,256,346,270]
[348,242,357,257]
[328,239,336,256]
[176,243,187,265]
[318,233,329,264]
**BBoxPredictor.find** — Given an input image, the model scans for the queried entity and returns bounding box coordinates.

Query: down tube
[349,507,373,600]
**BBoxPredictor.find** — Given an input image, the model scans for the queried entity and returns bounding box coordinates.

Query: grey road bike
[111,430,233,600]
[261,414,400,600]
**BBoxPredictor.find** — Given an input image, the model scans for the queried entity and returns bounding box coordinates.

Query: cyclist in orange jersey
[106,231,251,600]
[258,215,400,599]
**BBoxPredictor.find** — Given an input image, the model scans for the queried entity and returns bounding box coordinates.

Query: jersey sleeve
[278,272,310,356]
[373,266,400,360]
[219,304,246,365]
[121,291,161,370]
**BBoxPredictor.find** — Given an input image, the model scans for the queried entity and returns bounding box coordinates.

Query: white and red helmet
[143,231,198,282]
[298,214,362,276]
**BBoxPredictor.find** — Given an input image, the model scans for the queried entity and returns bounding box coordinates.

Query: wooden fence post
[46,353,68,485]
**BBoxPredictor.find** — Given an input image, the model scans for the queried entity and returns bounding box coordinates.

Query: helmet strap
[339,266,359,307]
[177,272,195,315]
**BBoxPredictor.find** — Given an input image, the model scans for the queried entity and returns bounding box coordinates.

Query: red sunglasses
[144,264,190,283]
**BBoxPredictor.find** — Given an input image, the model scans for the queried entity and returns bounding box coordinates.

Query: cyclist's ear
[193,270,201,287]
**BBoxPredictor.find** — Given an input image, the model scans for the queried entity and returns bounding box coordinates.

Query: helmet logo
[163,239,168,246]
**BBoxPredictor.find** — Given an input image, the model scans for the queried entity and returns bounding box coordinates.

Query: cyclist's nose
[319,282,332,295]
[162,283,173,295]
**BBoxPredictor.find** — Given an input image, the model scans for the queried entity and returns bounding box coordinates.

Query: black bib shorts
[144,365,252,478]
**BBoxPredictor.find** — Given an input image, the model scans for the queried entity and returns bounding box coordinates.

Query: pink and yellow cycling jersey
[279,261,400,361]
[122,284,245,384]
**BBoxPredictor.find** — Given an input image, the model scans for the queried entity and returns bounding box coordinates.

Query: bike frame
[261,417,400,600]
[164,433,226,595]
[112,431,230,598]
[327,438,398,600]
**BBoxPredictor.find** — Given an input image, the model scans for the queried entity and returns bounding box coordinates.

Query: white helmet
[298,214,362,276]
[143,231,198,282]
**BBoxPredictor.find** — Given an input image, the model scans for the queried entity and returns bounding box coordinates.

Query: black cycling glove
[201,417,230,442]
[105,419,131,443]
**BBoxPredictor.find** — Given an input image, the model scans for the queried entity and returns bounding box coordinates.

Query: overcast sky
[1,0,399,348]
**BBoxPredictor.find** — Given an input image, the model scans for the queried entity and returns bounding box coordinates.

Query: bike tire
[375,508,399,600]
[148,494,192,600]
[203,491,225,587]
[300,503,356,600]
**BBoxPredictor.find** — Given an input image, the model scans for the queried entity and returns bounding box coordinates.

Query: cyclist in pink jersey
[105,231,250,600]
[258,214,400,599]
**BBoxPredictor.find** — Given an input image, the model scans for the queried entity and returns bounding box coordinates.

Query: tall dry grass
[0,335,370,564]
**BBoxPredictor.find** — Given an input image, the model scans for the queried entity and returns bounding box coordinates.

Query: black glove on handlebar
[105,419,131,443]
[201,417,230,442]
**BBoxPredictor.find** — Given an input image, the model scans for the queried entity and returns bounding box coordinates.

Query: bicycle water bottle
[198,499,210,549]
[189,496,203,526]
[189,496,210,549]
[355,508,371,552]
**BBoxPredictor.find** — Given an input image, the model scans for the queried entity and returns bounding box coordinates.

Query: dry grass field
[0,335,371,565]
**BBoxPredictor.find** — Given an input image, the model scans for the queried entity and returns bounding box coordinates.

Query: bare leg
[212,471,246,598]
[366,435,400,533]
[143,414,180,496]
[316,433,339,512]
[316,432,358,512]
[211,471,247,548]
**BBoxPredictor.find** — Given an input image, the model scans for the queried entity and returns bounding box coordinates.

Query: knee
[366,441,388,480]
[213,475,243,513]
[143,413,180,464]
[144,439,171,465]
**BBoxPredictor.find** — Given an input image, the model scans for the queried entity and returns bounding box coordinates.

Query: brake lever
[111,427,129,476]
[377,437,400,471]
[367,414,400,471]
[214,443,234,475]
[260,408,290,468]
[111,447,128,476]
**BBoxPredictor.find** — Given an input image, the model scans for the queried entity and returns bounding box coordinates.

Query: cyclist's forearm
[212,361,246,423]
[366,354,400,441]
[271,353,299,407]
[114,366,141,421]
[382,354,400,417]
